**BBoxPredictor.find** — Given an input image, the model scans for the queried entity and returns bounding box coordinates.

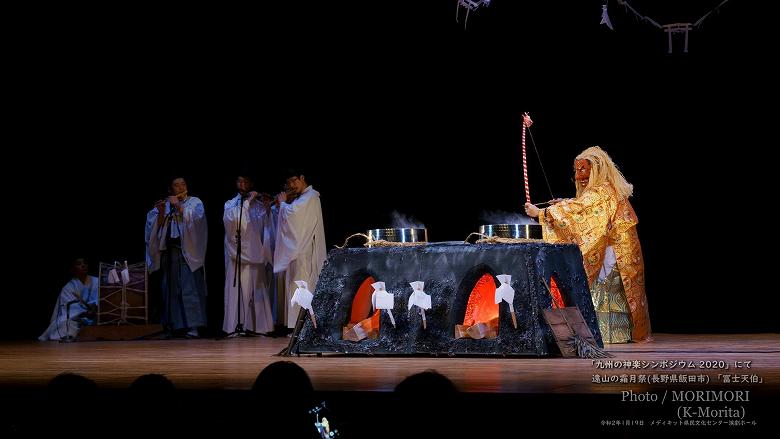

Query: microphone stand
[223,193,254,338]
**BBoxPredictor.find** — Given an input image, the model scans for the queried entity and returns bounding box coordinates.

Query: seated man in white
[39,257,98,341]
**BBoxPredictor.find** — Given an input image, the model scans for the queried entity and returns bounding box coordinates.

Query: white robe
[223,194,275,333]
[269,204,287,326]
[273,185,327,328]
[146,197,208,273]
[39,276,99,341]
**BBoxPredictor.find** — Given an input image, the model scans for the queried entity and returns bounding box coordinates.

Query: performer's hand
[155,199,166,214]
[524,202,541,218]
[168,195,180,206]
[247,191,259,202]
[522,112,533,128]
[277,192,287,205]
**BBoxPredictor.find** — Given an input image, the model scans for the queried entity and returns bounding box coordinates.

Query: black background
[4,1,776,339]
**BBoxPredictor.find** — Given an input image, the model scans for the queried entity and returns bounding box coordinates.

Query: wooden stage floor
[2,333,778,394]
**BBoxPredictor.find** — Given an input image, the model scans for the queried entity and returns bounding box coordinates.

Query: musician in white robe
[39,258,98,341]
[273,170,327,329]
[223,173,275,334]
[146,177,208,337]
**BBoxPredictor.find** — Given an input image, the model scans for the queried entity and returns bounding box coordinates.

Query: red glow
[463,273,499,326]
[550,277,565,309]
[350,276,379,327]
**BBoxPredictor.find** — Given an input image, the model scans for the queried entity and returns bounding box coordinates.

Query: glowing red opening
[549,277,565,309]
[343,276,379,341]
[456,273,499,339]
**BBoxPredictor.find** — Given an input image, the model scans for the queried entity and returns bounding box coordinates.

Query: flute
[155,191,188,208]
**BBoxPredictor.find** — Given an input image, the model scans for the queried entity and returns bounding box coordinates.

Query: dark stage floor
[1,333,777,436]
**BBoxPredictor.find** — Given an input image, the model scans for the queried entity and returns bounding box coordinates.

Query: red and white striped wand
[521,112,534,205]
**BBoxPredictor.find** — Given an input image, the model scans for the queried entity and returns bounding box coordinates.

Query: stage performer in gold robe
[525,146,651,343]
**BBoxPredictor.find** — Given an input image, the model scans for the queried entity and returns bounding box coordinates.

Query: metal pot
[478,224,542,239]
[367,228,428,243]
